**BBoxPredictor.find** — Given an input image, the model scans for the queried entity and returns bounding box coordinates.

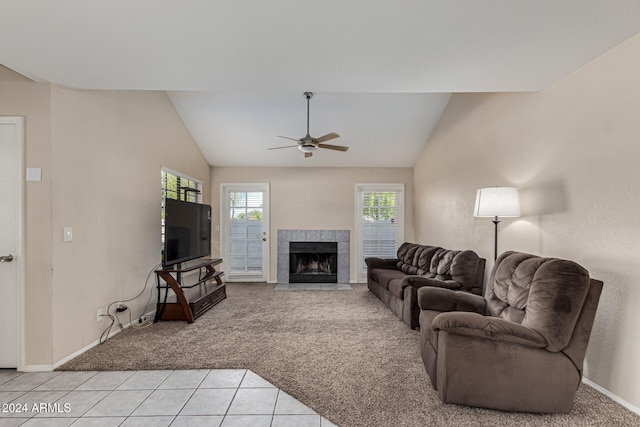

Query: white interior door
[221,183,270,282]
[0,117,24,368]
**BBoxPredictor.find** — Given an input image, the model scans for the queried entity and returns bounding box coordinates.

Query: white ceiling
[2,1,640,167]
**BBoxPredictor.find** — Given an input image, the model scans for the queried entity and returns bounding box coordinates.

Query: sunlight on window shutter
[360,188,403,272]
[160,168,203,254]
[227,191,264,273]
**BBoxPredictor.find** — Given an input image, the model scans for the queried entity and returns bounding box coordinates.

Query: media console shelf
[154,258,225,323]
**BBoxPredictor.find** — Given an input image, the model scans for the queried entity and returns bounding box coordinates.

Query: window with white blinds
[355,184,404,282]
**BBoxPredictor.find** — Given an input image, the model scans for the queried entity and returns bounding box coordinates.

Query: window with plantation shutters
[161,167,203,255]
[355,184,404,282]
[221,183,270,282]
[228,191,263,274]
[162,168,202,204]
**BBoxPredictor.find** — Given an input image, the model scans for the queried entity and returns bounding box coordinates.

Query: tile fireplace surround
[277,229,350,284]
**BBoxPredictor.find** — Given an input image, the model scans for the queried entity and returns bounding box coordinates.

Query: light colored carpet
[60,283,639,426]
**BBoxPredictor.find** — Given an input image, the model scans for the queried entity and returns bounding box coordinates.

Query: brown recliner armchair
[418,251,603,413]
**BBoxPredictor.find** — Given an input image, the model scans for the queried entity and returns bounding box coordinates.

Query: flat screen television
[163,198,212,267]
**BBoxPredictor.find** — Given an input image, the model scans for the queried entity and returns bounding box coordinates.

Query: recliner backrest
[396,242,440,275]
[395,242,484,294]
[486,251,591,352]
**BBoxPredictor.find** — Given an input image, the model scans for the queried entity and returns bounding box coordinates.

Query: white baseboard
[22,310,157,372]
[21,364,54,372]
[582,377,640,415]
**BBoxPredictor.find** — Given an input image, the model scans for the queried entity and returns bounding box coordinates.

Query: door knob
[0,254,14,263]
[262,238,267,241]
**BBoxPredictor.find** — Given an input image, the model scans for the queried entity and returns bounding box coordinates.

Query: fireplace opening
[289,242,338,283]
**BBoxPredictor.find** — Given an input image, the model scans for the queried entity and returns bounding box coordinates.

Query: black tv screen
[163,198,212,266]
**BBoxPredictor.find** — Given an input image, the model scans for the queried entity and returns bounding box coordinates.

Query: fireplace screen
[289,242,338,283]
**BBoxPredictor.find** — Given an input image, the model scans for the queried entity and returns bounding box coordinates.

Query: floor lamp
[474,187,521,261]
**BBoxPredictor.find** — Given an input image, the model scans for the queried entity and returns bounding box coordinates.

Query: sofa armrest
[364,257,398,270]
[404,276,461,290]
[417,286,487,314]
[433,312,547,348]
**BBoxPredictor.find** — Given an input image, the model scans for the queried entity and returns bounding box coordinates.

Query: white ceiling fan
[268,92,349,158]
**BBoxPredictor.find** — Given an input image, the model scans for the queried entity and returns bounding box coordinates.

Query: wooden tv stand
[154,258,225,323]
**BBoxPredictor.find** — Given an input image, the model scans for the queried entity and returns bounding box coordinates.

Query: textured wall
[413,33,640,409]
[48,87,210,365]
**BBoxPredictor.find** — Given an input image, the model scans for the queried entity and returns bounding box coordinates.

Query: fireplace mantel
[277,229,350,284]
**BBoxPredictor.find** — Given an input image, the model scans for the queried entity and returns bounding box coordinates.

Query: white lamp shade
[474,187,521,218]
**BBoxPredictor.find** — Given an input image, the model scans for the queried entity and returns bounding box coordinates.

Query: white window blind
[227,191,264,274]
[356,184,404,281]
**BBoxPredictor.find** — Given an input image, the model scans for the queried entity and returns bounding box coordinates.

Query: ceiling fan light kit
[298,145,317,153]
[268,92,349,158]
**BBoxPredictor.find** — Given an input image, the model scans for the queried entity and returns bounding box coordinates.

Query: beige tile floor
[0,369,338,427]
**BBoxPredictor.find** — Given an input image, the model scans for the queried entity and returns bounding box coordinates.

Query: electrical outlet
[116,303,128,312]
[97,308,103,322]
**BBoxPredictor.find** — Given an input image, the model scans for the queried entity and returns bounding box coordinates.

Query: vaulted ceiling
[2,1,640,167]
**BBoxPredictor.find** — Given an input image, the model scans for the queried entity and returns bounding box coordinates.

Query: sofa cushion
[396,242,441,275]
[431,248,457,276]
[370,268,406,290]
[449,250,485,292]
[388,278,405,300]
[396,244,482,288]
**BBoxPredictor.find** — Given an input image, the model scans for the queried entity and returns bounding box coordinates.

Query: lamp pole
[474,187,520,263]
[492,216,500,261]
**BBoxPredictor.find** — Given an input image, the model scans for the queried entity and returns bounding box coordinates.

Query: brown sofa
[418,251,603,413]
[365,242,485,329]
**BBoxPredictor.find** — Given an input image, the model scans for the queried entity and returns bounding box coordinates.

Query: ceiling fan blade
[315,132,340,143]
[318,143,349,152]
[268,144,298,150]
[276,135,301,143]
[305,152,313,158]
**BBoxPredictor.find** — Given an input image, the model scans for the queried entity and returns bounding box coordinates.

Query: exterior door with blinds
[221,184,269,282]
[355,184,404,282]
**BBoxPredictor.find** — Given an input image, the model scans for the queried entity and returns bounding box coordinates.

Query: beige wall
[211,167,414,282]
[2,65,210,367]
[49,87,210,364]
[414,33,640,408]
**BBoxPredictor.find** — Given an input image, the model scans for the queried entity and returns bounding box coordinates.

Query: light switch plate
[63,227,73,242]
[26,168,42,182]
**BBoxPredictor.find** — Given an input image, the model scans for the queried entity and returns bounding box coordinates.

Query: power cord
[99,309,116,344]
[137,266,161,323]
[99,263,162,344]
